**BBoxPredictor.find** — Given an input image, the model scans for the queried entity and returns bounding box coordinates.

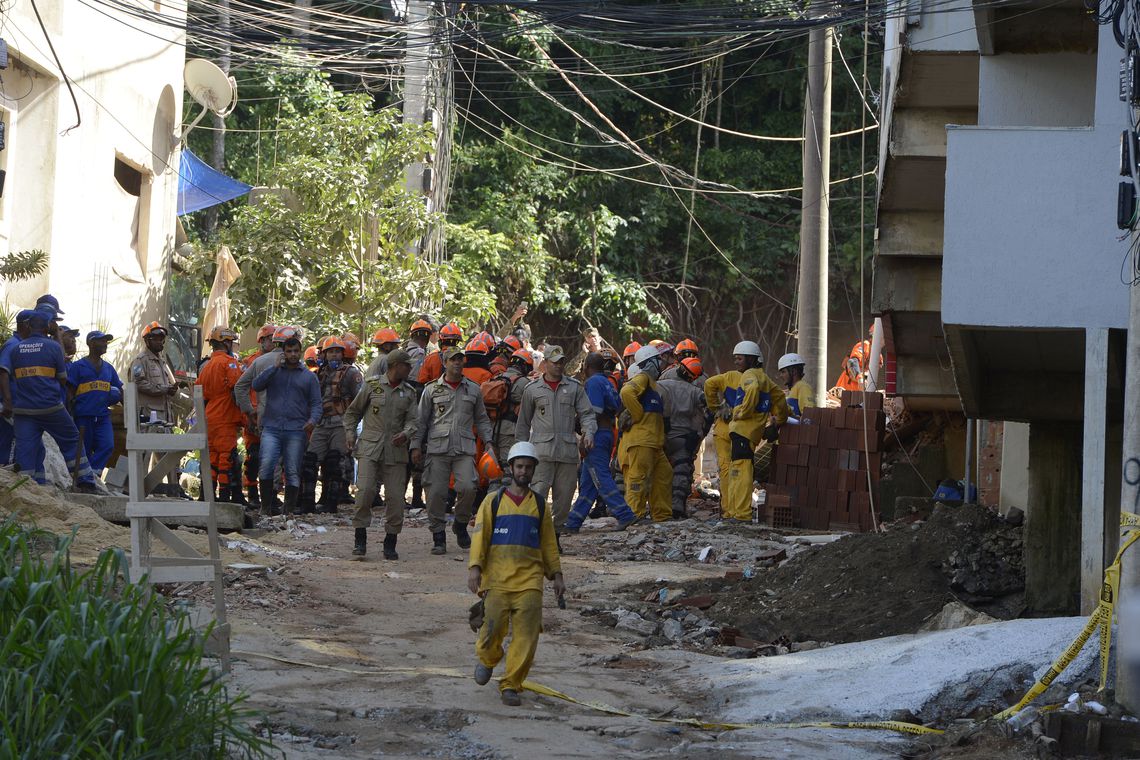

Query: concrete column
[1000,422,1029,516]
[1081,328,1109,614]
[1025,422,1082,615]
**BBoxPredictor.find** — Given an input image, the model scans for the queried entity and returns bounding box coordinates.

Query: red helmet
[439,322,463,343]
[272,325,300,343]
[341,332,360,360]
[680,357,703,379]
[208,325,238,343]
[304,346,319,365]
[465,335,492,355]
[141,321,167,338]
[371,328,401,347]
[498,335,523,355]
[511,348,535,368]
[675,338,699,358]
[409,319,433,335]
[256,324,276,341]
[318,335,346,352]
[477,450,503,486]
[622,341,641,359]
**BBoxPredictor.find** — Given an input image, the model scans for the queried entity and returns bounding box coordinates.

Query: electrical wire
[29,0,81,133]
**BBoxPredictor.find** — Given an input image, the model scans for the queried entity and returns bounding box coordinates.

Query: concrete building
[0,0,187,370]
[876,1,1125,614]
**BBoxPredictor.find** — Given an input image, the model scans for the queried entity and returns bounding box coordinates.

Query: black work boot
[229,485,248,506]
[259,479,280,516]
[246,485,261,507]
[283,485,300,516]
[383,533,398,560]
[452,521,471,550]
[352,528,367,557]
[431,531,447,555]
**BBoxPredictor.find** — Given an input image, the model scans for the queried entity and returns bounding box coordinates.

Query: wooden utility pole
[797,21,832,406]
[402,0,431,259]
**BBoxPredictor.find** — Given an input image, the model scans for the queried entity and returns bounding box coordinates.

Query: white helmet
[732,340,764,362]
[633,344,661,367]
[507,441,539,464]
[778,352,806,371]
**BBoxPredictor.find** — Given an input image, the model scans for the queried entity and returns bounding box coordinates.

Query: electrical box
[0,40,7,70]
[1123,130,1138,176]
[1118,181,1136,230]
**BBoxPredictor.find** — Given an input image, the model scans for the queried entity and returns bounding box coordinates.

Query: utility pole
[1118,248,1140,711]
[402,0,431,259]
[797,21,832,407]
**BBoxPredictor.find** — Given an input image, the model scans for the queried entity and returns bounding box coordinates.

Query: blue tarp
[177,148,252,215]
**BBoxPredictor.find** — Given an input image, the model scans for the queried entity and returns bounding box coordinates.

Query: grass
[0,518,274,758]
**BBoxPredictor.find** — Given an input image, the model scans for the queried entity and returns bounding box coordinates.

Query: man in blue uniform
[66,331,123,475]
[0,309,96,490]
[0,311,35,466]
[562,352,637,533]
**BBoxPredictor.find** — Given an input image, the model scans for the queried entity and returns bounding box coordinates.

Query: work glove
[618,410,633,433]
[762,424,779,443]
[716,405,733,423]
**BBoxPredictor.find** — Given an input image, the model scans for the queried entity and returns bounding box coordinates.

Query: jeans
[566,428,635,530]
[258,427,307,487]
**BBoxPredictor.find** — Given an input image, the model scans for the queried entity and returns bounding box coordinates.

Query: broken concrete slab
[67,492,245,531]
[918,601,998,632]
[791,534,844,545]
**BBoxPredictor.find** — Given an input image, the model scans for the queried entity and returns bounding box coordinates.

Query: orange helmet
[256,324,276,341]
[477,450,503,485]
[409,318,433,335]
[341,332,360,360]
[273,325,300,343]
[304,345,319,365]
[465,334,492,355]
[318,335,346,352]
[208,325,238,343]
[371,328,401,347]
[439,322,463,343]
[510,348,535,368]
[680,357,703,379]
[497,335,523,355]
[622,341,641,359]
[141,321,167,338]
[675,338,699,357]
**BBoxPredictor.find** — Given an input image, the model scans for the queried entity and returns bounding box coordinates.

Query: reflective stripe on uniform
[14,366,58,379]
[76,380,112,395]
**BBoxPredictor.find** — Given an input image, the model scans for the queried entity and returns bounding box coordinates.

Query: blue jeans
[258,427,307,487]
[566,429,635,530]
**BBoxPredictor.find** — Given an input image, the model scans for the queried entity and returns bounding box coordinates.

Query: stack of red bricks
[764,390,885,532]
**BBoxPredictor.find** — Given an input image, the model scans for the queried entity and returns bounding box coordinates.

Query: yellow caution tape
[1123,511,1140,529]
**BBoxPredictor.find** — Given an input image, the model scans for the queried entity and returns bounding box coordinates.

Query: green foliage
[0,249,48,282]
[0,517,271,758]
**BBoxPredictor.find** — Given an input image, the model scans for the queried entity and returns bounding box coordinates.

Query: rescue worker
[515,344,596,535]
[240,324,276,506]
[462,334,495,385]
[563,352,637,533]
[660,338,700,381]
[65,330,123,475]
[365,327,401,379]
[659,357,709,519]
[341,332,361,366]
[723,342,790,521]
[58,325,79,363]
[301,336,363,513]
[621,342,641,371]
[469,441,564,708]
[235,326,299,510]
[0,312,35,466]
[618,345,672,522]
[777,352,815,419]
[834,323,874,393]
[0,309,97,491]
[196,326,245,502]
[130,321,178,423]
[344,348,418,559]
[406,319,433,380]
[411,347,495,555]
[704,355,745,492]
[416,322,463,384]
[250,335,322,515]
[489,348,534,469]
[489,335,521,378]
[304,346,319,371]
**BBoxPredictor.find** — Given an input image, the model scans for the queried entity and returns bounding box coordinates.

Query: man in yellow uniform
[618,345,672,522]
[704,361,743,491]
[777,353,815,419]
[723,341,790,520]
[469,441,564,707]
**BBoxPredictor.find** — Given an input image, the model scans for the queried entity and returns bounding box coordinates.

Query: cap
[86,330,114,343]
[26,310,51,327]
[442,346,465,362]
[15,310,35,324]
[545,344,567,363]
[387,348,413,367]
[58,325,80,337]
[35,294,63,316]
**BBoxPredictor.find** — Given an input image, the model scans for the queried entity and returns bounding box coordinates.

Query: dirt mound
[678,503,1024,646]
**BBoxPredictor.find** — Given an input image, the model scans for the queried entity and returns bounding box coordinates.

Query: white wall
[1,0,186,368]
[908,2,977,52]
[979,53,1096,128]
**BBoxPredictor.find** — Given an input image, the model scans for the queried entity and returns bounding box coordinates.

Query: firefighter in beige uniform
[514,344,596,533]
[130,321,177,422]
[411,347,496,556]
[344,349,418,560]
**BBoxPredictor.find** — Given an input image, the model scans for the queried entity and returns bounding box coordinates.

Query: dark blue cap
[35,294,63,316]
[59,325,80,337]
[86,330,114,343]
[15,309,35,323]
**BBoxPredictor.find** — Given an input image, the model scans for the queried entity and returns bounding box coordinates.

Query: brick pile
[764,390,885,532]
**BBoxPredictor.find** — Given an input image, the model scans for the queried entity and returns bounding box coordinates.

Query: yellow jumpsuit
[786,379,815,419]
[618,372,672,522]
[723,368,790,520]
[469,488,561,693]
[704,370,742,489]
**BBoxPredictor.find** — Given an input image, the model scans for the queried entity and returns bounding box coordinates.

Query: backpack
[480,375,514,421]
[490,486,546,522]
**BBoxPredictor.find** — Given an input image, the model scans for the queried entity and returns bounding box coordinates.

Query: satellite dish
[178,58,238,143]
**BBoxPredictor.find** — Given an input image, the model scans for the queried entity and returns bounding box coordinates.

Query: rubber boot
[246,485,261,508]
[259,479,280,516]
[410,473,425,510]
[352,528,367,557]
[229,484,248,506]
[283,485,300,516]
[431,531,446,555]
[383,533,398,560]
[452,521,471,550]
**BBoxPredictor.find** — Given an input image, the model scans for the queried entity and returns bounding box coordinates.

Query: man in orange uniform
[197,326,245,503]
[834,323,874,393]
[417,323,462,384]
[241,324,275,506]
[461,334,495,385]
